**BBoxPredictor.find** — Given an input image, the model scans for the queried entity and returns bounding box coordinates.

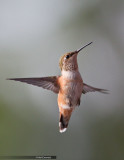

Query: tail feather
[59,113,70,133]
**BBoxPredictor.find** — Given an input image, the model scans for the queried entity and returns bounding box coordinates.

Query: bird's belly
[58,81,83,108]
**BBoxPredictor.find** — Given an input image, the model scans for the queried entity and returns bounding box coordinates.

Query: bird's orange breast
[57,75,83,108]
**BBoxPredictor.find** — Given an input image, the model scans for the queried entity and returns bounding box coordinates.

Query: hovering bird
[8,42,108,133]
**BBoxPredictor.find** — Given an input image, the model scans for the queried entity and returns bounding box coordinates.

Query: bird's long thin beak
[76,42,93,53]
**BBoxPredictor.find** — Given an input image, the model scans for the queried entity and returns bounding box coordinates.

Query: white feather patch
[62,70,81,79]
[60,128,67,133]
[59,122,61,127]
[61,104,70,109]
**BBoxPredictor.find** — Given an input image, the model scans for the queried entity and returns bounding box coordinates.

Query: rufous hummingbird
[8,42,108,133]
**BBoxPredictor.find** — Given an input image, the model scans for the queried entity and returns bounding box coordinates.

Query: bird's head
[59,42,92,71]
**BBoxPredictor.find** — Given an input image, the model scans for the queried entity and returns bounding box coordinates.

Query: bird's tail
[59,111,72,133]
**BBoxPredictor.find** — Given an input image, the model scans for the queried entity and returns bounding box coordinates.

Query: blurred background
[0,0,124,159]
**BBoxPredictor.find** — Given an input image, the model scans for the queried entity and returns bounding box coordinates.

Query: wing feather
[82,83,108,94]
[7,76,60,93]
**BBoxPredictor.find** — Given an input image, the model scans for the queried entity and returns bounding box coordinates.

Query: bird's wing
[7,76,60,93]
[82,83,108,94]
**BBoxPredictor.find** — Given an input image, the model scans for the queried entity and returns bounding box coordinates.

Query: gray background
[0,0,124,160]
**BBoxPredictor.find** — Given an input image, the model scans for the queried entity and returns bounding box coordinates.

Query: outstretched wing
[82,83,108,94]
[7,76,60,93]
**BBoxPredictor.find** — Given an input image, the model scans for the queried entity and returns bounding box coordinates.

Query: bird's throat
[61,70,81,80]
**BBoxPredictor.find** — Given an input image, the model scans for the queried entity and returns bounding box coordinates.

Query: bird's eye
[65,55,70,59]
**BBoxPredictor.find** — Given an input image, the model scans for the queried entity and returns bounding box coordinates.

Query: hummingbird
[8,42,108,133]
